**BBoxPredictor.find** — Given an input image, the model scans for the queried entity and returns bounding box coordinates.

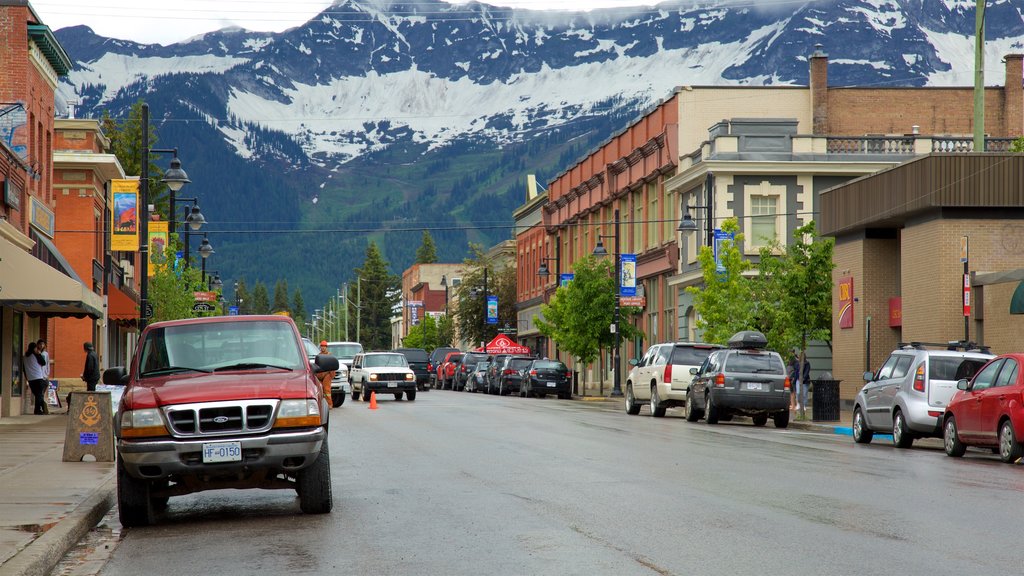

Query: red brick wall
[516,224,548,304]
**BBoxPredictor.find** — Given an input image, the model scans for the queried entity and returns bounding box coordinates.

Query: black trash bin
[811,379,841,422]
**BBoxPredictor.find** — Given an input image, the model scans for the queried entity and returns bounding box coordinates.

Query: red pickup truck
[105,315,338,526]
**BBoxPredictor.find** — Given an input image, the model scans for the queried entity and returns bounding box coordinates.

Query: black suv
[455,352,490,391]
[427,347,460,389]
[499,356,535,396]
[523,359,572,399]
[394,347,431,391]
[687,331,790,428]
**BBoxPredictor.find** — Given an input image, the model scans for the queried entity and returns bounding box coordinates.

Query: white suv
[625,342,723,417]
[349,352,417,401]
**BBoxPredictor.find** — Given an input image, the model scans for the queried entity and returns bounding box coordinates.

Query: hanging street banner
[486,295,498,324]
[620,253,637,297]
[110,179,139,251]
[148,221,168,277]
[713,229,734,273]
[559,273,574,287]
[837,276,854,329]
[410,304,419,326]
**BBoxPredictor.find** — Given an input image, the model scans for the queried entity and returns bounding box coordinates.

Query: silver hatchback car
[852,342,992,447]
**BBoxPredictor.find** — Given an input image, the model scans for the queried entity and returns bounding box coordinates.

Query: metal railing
[826,136,915,154]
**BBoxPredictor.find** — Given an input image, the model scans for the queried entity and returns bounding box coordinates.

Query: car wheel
[999,420,1023,463]
[394,392,403,400]
[852,407,873,444]
[705,392,719,424]
[117,455,153,527]
[332,392,345,407]
[684,390,702,422]
[944,417,966,457]
[407,389,417,402]
[625,384,642,415]
[752,414,768,426]
[363,387,372,402]
[773,410,789,429]
[297,435,333,514]
[892,409,914,448]
[650,384,666,418]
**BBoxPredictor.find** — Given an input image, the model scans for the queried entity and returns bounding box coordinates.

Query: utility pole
[356,276,361,344]
[974,0,986,152]
[343,282,349,341]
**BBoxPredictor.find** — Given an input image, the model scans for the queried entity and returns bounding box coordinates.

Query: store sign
[3,178,21,210]
[193,291,217,302]
[29,196,54,238]
[620,296,646,307]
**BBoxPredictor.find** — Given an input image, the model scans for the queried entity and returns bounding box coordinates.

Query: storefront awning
[0,236,103,318]
[107,284,139,324]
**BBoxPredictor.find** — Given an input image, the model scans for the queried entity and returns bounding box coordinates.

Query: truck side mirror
[863,371,874,382]
[689,367,699,375]
[102,366,128,385]
[956,378,970,391]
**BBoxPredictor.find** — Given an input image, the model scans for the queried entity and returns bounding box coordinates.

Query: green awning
[1011,281,1024,314]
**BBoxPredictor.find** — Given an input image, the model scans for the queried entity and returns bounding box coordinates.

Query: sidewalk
[0,411,115,576]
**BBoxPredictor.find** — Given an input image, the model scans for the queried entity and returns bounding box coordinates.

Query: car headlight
[274,399,322,428]
[120,408,169,438]
[405,373,414,380]
[369,373,379,381]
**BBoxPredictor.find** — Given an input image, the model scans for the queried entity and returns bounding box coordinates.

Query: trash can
[811,379,841,422]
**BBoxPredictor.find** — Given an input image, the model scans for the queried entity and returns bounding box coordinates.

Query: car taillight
[663,364,672,384]
[784,376,791,390]
[913,365,925,392]
[427,363,433,371]
[504,369,514,375]
[715,373,725,387]
[566,371,572,379]
[461,365,467,372]
[530,369,537,376]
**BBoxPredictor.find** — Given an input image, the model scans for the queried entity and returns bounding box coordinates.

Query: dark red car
[943,353,1024,463]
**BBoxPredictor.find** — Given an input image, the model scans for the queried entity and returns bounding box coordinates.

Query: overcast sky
[34,0,662,45]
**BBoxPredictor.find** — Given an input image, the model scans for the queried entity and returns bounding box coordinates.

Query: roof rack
[898,341,992,353]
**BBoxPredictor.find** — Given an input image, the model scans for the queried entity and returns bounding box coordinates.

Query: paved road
[69,392,1021,576]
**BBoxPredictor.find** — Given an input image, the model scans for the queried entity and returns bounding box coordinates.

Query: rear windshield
[448,354,463,363]
[397,349,429,362]
[463,353,489,364]
[534,360,568,371]
[670,346,716,366]
[509,358,534,369]
[930,356,990,381]
[725,352,785,375]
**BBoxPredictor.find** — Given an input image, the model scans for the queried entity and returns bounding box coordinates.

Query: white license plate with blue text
[745,382,764,391]
[202,441,242,463]
[388,382,398,388]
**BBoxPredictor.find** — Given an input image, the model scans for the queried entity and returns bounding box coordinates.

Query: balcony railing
[826,136,916,154]
[931,137,1017,152]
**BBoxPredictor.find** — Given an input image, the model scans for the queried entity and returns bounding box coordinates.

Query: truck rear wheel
[297,436,333,514]
[117,455,153,527]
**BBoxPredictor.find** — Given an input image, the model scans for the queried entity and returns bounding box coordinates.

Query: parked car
[322,341,359,407]
[497,356,534,396]
[106,315,337,526]
[467,361,491,393]
[394,347,431,391]
[326,341,363,374]
[455,352,491,391]
[349,352,417,401]
[428,347,460,389]
[523,359,572,399]
[625,342,723,417]
[852,342,992,447]
[942,353,1024,463]
[486,353,511,394]
[437,351,463,390]
[687,331,791,428]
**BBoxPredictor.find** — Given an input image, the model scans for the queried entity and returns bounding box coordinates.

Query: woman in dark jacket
[24,342,48,414]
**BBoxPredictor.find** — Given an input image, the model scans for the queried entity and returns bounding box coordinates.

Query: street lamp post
[198,234,214,285]
[469,268,489,354]
[177,201,205,267]
[677,172,716,248]
[593,209,623,398]
[139,102,191,330]
[440,274,449,316]
[537,243,560,361]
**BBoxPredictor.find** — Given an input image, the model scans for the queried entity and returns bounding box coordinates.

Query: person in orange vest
[317,341,336,408]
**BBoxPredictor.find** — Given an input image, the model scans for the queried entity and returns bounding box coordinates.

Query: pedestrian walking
[82,342,100,392]
[788,352,800,410]
[23,342,48,414]
[798,355,811,413]
[317,340,336,408]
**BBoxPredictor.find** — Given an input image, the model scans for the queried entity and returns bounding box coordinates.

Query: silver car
[852,342,992,447]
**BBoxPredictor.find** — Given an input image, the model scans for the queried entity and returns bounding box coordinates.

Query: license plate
[202,441,241,463]
[547,382,557,387]
[387,382,398,388]
[745,382,764,391]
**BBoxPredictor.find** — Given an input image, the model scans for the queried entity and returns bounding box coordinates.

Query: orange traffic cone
[369,391,378,410]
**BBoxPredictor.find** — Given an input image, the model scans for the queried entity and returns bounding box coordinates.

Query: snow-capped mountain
[52,0,1024,307]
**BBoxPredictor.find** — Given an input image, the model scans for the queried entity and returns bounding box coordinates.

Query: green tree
[292,288,307,327]
[147,242,204,322]
[755,221,835,355]
[453,246,517,348]
[1012,136,1024,152]
[536,256,642,390]
[354,241,400,350]
[101,100,170,218]
[234,279,251,314]
[436,314,455,348]
[272,279,290,313]
[250,282,270,315]
[402,313,442,351]
[686,218,754,344]
[415,230,438,264]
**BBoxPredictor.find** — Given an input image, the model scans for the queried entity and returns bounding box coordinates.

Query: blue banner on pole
[713,229,734,273]
[486,295,498,324]
[559,273,574,287]
[620,254,637,297]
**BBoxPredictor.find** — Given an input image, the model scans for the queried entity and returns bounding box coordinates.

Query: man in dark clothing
[82,342,100,392]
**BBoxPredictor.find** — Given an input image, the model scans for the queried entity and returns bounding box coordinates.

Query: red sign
[837,277,854,329]
[619,296,646,307]
[193,291,217,302]
[963,274,971,317]
[889,297,902,327]
[473,334,530,354]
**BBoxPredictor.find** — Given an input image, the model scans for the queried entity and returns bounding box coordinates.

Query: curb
[0,475,116,576]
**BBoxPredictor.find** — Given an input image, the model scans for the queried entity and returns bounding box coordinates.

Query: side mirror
[956,378,970,391]
[102,366,128,385]
[863,371,874,382]
[628,358,638,367]
[689,367,699,375]
[314,354,340,373]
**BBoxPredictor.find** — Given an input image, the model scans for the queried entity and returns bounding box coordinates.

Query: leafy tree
[1012,136,1024,152]
[272,279,290,313]
[686,218,754,344]
[452,245,517,348]
[292,288,307,327]
[234,279,251,314]
[536,256,643,390]
[415,230,438,264]
[353,241,400,350]
[147,240,204,322]
[436,314,455,348]
[250,282,270,315]
[402,314,446,351]
[101,100,170,218]
[755,221,834,355]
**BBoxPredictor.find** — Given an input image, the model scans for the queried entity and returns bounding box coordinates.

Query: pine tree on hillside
[292,289,307,326]
[101,100,170,219]
[415,230,438,264]
[251,282,270,315]
[354,241,399,350]
[272,279,290,313]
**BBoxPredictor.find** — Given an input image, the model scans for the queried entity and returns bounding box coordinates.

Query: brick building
[0,1,102,417]
[514,182,548,355]
[396,262,466,348]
